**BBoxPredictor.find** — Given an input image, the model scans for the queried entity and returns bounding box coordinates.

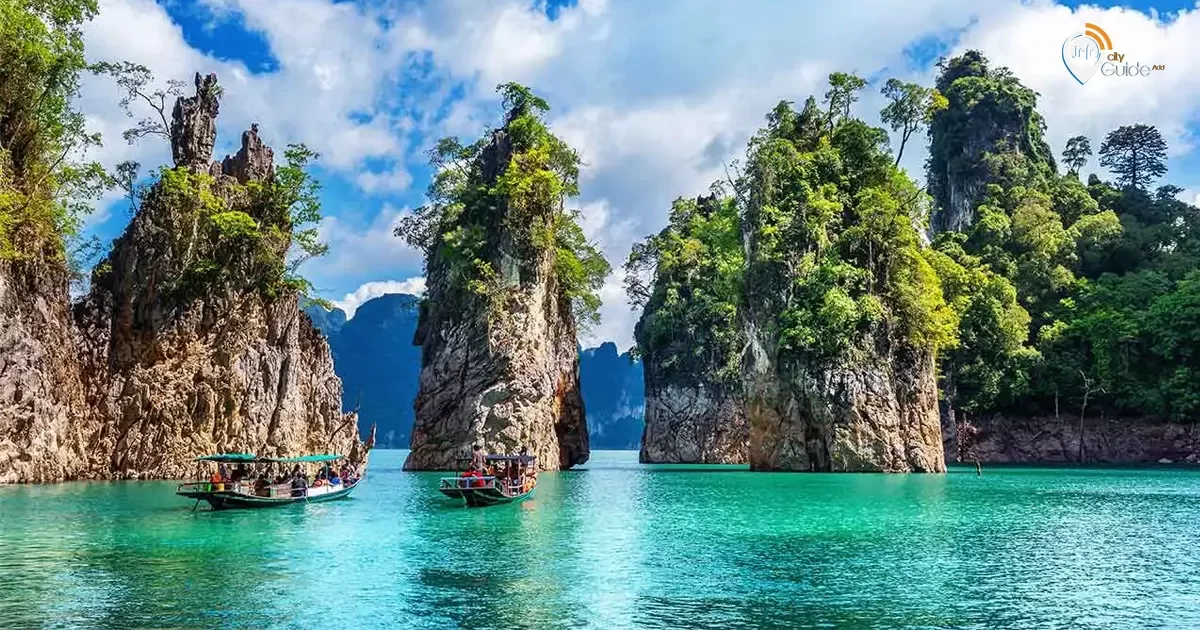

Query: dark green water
[2,450,1199,629]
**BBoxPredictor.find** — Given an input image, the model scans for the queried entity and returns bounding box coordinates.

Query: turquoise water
[2,450,1200,629]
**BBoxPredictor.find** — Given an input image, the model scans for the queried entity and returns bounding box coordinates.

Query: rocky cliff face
[406,245,587,470]
[741,329,945,472]
[926,51,1055,235]
[404,111,590,471]
[22,73,365,481]
[0,261,90,483]
[640,383,746,464]
[946,414,1200,465]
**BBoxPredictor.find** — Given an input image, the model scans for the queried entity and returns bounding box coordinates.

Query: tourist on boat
[231,463,248,482]
[470,444,485,471]
[329,470,341,486]
[289,469,308,498]
[217,462,230,482]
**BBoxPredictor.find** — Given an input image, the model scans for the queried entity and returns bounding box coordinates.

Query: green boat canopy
[195,453,258,462]
[260,454,345,463]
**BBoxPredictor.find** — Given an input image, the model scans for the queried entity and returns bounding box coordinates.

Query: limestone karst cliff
[737,91,950,473]
[926,50,1057,234]
[0,261,90,483]
[70,74,367,479]
[627,195,748,464]
[1,70,368,482]
[399,84,608,471]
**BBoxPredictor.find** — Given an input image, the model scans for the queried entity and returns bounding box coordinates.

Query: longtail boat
[439,455,537,507]
[176,453,364,510]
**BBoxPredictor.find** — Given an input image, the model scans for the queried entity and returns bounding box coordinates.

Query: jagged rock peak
[170,72,221,170]
[222,122,275,184]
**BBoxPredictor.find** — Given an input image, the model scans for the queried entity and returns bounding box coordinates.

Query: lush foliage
[626,194,744,384]
[1098,124,1168,191]
[397,83,609,330]
[929,51,1200,422]
[0,0,108,264]
[927,50,1057,220]
[739,76,956,366]
[103,143,328,302]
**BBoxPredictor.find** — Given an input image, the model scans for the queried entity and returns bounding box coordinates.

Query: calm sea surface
[2,450,1199,629]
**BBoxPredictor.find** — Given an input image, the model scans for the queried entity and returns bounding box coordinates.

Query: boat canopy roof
[260,454,344,463]
[485,455,536,462]
[195,453,258,462]
[195,453,344,463]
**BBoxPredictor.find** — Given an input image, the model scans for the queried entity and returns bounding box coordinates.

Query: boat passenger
[231,463,248,482]
[329,470,341,486]
[470,444,486,471]
[217,462,230,481]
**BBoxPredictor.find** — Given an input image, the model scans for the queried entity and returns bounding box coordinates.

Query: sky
[75,0,1200,350]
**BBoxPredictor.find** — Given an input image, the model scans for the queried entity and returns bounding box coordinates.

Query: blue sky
[77,0,1200,349]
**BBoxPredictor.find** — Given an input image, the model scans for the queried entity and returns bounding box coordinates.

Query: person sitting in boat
[217,462,230,482]
[231,463,248,482]
[289,466,308,498]
[253,473,269,496]
[329,469,341,486]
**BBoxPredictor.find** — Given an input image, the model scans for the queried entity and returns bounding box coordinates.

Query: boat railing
[439,476,499,490]
[177,478,360,498]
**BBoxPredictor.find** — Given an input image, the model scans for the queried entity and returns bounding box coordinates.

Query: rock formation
[946,414,1200,465]
[741,327,945,472]
[1,73,368,482]
[0,261,90,483]
[640,384,746,464]
[926,51,1056,234]
[736,93,948,473]
[627,194,748,463]
[403,89,597,471]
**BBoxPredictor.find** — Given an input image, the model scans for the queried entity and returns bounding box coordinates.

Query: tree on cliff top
[0,0,109,263]
[625,193,744,385]
[739,75,957,366]
[1098,124,1168,191]
[396,82,609,331]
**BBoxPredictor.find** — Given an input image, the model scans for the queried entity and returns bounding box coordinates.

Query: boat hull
[178,482,360,510]
[438,486,535,507]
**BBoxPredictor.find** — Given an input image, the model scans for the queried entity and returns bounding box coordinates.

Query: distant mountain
[580,342,645,450]
[304,294,421,448]
[302,300,347,337]
[305,294,645,450]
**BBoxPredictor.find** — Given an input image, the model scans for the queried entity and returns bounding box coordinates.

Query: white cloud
[356,166,414,195]
[335,278,427,318]
[76,0,1200,347]
[308,204,423,281]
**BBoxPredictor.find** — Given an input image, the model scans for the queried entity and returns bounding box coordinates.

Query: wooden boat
[176,453,364,510]
[439,455,537,507]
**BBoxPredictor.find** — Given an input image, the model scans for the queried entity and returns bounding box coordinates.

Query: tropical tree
[879,78,947,166]
[1062,135,1092,176]
[1099,124,1168,190]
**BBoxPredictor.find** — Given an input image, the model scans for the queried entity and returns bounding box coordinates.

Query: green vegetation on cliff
[625,193,743,385]
[397,83,609,330]
[0,0,107,263]
[930,51,1200,422]
[740,85,955,367]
